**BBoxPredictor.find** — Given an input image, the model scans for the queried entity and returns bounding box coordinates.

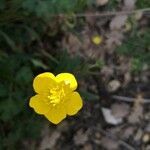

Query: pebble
[107,80,121,92]
[142,133,150,143]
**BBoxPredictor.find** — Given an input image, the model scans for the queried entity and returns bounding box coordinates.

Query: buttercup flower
[29,72,83,124]
[92,35,102,45]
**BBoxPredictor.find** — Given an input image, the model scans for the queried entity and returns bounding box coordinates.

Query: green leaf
[24,25,40,41]
[131,58,143,73]
[80,90,99,101]
[22,0,37,12]
[0,30,18,52]
[15,66,33,85]
[31,59,48,69]
[136,0,150,8]
[0,0,5,10]
[0,99,20,121]
[0,84,7,97]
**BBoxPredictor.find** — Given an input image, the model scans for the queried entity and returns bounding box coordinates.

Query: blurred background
[0,0,149,150]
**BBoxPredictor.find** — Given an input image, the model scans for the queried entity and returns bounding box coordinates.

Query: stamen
[46,82,68,106]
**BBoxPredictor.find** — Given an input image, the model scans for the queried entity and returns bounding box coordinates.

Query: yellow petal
[44,105,66,124]
[65,92,83,116]
[33,72,56,94]
[92,35,102,45]
[29,95,50,114]
[56,73,77,91]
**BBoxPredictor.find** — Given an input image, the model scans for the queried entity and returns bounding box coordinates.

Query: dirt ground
[22,1,150,150]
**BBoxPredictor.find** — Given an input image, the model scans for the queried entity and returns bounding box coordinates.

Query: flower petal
[65,92,83,116]
[29,95,50,114]
[44,105,66,124]
[33,72,56,94]
[56,73,77,91]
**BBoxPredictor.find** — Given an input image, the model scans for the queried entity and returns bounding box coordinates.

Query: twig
[112,95,150,103]
[51,8,150,17]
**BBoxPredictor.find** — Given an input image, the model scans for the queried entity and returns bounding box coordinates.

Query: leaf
[22,0,37,12]
[96,0,109,6]
[80,90,99,101]
[0,30,18,52]
[15,66,33,85]
[73,129,88,145]
[35,1,49,18]
[136,0,150,8]
[0,84,7,97]
[110,15,128,30]
[31,59,48,70]
[106,31,124,49]
[123,0,136,10]
[111,103,130,118]
[102,107,123,125]
[0,0,5,10]
[55,50,82,73]
[131,58,143,73]
[39,131,61,150]
[24,26,40,41]
[128,95,144,123]
[0,99,21,121]
[101,137,119,150]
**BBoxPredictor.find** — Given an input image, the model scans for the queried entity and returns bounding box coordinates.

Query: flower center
[45,82,70,106]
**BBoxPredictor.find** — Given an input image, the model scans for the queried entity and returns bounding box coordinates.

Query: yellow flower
[29,72,83,124]
[92,35,102,45]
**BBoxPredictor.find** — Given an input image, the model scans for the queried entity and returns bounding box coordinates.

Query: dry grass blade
[50,8,150,17]
[112,95,150,104]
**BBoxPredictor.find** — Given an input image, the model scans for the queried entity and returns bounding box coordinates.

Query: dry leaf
[145,123,150,132]
[96,0,109,6]
[111,103,130,118]
[39,131,61,150]
[62,33,81,55]
[123,0,136,10]
[101,137,119,150]
[134,129,143,142]
[122,127,135,139]
[134,11,143,20]
[57,121,69,132]
[105,31,124,51]
[82,143,93,150]
[123,72,131,87]
[74,129,88,145]
[101,66,114,79]
[102,107,123,125]
[85,11,96,26]
[124,21,132,32]
[128,95,144,123]
[110,15,128,30]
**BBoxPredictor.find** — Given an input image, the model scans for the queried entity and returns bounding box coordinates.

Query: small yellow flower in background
[29,72,83,124]
[92,35,102,45]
